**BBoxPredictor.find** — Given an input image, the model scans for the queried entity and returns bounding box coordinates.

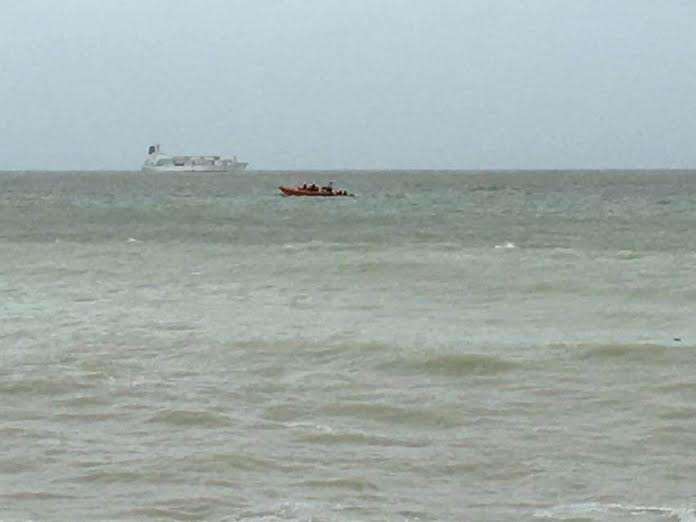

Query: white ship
[142,144,248,173]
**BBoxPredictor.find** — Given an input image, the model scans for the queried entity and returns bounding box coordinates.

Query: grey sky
[2,0,695,170]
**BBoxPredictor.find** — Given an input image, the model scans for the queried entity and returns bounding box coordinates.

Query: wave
[616,249,642,260]
[320,402,465,428]
[230,501,325,522]
[0,376,92,397]
[380,352,521,378]
[0,491,78,501]
[175,452,295,473]
[296,430,429,448]
[64,469,176,485]
[281,240,373,252]
[654,380,696,394]
[147,409,232,428]
[656,406,696,421]
[298,477,378,493]
[232,339,396,362]
[0,458,41,474]
[534,502,696,521]
[551,342,692,363]
[51,411,120,423]
[121,497,223,522]
[470,184,505,192]
[233,340,522,381]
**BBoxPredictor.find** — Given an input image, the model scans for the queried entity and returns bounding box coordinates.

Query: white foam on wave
[551,247,582,257]
[616,249,641,260]
[675,509,696,522]
[284,421,335,433]
[534,502,696,521]
[226,500,322,522]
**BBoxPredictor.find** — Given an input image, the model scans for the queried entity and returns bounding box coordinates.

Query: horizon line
[1,167,695,174]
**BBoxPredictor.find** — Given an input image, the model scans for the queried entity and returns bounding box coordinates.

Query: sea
[1,170,696,521]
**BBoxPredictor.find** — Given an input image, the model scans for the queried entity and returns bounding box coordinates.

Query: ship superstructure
[142,145,248,173]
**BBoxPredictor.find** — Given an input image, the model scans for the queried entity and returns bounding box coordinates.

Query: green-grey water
[2,170,696,521]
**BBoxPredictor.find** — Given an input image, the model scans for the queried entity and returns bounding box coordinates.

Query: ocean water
[1,170,696,521]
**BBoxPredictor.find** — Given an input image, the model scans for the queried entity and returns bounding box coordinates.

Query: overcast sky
[2,0,695,170]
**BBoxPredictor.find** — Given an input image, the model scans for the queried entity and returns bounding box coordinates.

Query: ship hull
[142,163,248,173]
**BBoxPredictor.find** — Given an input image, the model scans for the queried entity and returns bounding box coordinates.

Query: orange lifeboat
[279,185,354,197]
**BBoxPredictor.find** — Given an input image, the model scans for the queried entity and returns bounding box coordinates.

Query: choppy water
[2,170,696,521]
